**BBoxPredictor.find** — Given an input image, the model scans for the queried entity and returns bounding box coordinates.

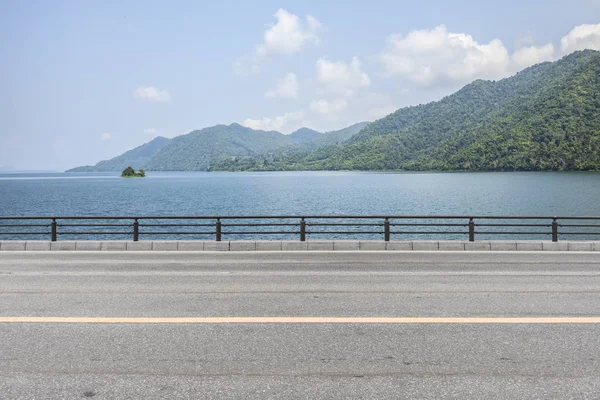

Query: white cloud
[133,86,170,102]
[256,9,321,57]
[560,23,600,53]
[380,25,512,86]
[100,133,112,141]
[234,9,321,75]
[316,57,370,96]
[308,57,369,119]
[242,111,305,133]
[512,44,555,68]
[310,98,348,116]
[377,24,600,86]
[265,73,299,99]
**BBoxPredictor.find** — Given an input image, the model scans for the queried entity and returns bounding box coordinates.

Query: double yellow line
[1,317,600,324]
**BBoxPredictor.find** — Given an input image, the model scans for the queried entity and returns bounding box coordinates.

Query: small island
[121,166,146,178]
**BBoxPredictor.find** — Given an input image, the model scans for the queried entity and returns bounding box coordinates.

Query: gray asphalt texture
[1,251,600,399]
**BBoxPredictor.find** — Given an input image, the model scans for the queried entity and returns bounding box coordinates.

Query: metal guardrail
[1,216,600,242]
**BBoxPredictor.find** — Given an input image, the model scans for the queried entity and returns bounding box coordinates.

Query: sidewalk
[1,240,599,251]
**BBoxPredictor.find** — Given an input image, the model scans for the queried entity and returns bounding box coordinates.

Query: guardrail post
[216,219,222,241]
[300,218,306,242]
[552,218,558,242]
[384,218,390,242]
[468,218,475,242]
[51,219,57,242]
[133,219,139,242]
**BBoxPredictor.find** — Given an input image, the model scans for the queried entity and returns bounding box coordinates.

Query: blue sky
[1,0,599,170]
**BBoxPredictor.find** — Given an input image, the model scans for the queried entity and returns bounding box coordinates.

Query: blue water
[1,171,600,240]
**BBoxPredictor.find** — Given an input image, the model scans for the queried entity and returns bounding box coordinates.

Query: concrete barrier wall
[1,240,599,251]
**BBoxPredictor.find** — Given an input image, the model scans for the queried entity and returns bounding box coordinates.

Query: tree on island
[121,166,145,177]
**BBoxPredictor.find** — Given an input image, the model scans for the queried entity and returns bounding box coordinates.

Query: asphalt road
[1,251,599,399]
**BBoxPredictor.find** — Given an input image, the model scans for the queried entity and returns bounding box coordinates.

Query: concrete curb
[1,240,600,251]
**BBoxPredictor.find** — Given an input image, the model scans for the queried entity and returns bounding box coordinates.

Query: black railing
[2,215,600,242]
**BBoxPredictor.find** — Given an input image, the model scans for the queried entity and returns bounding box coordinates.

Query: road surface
[1,251,599,399]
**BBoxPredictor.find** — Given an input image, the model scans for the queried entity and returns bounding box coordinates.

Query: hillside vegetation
[68,122,370,172]
[143,124,296,171]
[120,166,145,178]
[213,50,600,172]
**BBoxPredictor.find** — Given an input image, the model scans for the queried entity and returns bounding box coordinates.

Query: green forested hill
[143,124,296,171]
[422,51,600,171]
[289,128,322,144]
[69,121,371,172]
[214,50,600,172]
[67,136,171,172]
[212,122,371,170]
[141,122,371,171]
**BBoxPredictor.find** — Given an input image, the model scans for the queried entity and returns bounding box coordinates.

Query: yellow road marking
[1,317,600,324]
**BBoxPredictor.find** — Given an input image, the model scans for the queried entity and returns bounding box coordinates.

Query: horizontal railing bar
[474,232,550,235]
[307,231,384,235]
[308,223,383,227]
[140,232,215,235]
[222,223,299,227]
[140,224,216,227]
[0,224,51,227]
[392,231,467,235]
[475,224,551,227]
[559,232,600,235]
[223,232,299,235]
[58,224,132,227]
[3,215,600,220]
[391,223,466,227]
[132,216,396,220]
[0,232,50,235]
[471,216,600,220]
[559,224,600,228]
[57,232,131,235]
[0,217,135,220]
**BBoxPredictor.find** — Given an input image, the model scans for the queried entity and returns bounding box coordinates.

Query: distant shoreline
[62,169,600,174]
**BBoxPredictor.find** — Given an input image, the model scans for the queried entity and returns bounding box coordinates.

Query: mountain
[213,50,600,172]
[289,128,322,144]
[210,121,372,170]
[143,123,296,171]
[277,122,370,152]
[69,121,369,172]
[67,136,171,172]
